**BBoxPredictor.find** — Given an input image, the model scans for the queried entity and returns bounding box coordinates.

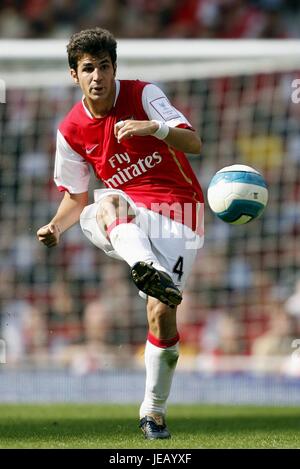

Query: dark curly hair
[67,28,117,70]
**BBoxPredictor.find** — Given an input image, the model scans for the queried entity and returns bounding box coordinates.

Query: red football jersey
[55,80,204,231]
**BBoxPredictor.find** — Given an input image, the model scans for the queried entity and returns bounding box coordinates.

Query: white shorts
[80,189,204,292]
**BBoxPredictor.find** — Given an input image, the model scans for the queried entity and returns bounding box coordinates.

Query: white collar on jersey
[81,79,120,119]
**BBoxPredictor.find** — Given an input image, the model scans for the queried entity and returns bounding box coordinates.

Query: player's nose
[92,68,102,82]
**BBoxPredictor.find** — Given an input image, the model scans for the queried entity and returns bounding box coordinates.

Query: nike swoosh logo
[86,144,99,154]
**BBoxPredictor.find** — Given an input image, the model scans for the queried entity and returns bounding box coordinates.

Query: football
[207,164,268,224]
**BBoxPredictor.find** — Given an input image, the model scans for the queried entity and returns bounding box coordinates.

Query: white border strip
[1,58,300,88]
[1,39,300,60]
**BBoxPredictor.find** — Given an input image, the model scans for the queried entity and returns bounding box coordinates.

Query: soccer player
[37,28,204,440]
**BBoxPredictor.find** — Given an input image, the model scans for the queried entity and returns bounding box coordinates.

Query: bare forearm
[115,119,201,154]
[163,126,202,154]
[51,191,88,234]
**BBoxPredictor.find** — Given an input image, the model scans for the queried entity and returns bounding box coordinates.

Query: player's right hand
[37,223,60,248]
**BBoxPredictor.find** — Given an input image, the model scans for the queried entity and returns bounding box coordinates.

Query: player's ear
[70,68,79,84]
[113,63,117,77]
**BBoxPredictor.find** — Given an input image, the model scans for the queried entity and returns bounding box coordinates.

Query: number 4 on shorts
[173,256,184,282]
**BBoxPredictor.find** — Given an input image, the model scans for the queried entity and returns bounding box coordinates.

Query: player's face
[71,53,116,105]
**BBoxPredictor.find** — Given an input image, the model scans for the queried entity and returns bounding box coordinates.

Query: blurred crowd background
[0,0,300,40]
[1,0,300,376]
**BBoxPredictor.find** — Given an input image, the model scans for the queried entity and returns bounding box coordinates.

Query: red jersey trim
[57,185,69,193]
[176,123,195,131]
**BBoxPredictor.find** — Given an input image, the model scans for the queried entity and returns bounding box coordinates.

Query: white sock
[109,222,168,273]
[139,339,179,418]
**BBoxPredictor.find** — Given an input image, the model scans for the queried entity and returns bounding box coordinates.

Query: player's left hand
[114,120,158,143]
[37,223,61,248]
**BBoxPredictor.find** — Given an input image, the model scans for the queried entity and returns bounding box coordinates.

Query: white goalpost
[1,39,300,86]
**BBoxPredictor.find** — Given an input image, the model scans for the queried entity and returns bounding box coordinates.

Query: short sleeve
[54,130,90,193]
[141,83,193,129]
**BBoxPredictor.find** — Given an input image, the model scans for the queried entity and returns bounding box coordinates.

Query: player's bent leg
[80,197,122,259]
[96,195,169,272]
[80,191,165,269]
[139,298,179,439]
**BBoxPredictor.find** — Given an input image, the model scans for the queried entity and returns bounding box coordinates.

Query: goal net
[1,39,300,379]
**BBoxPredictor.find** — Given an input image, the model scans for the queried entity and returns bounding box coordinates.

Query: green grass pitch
[0,404,299,448]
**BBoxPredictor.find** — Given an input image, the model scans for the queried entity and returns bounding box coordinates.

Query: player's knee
[96,195,133,224]
[104,195,121,208]
[99,195,120,213]
[96,195,119,226]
